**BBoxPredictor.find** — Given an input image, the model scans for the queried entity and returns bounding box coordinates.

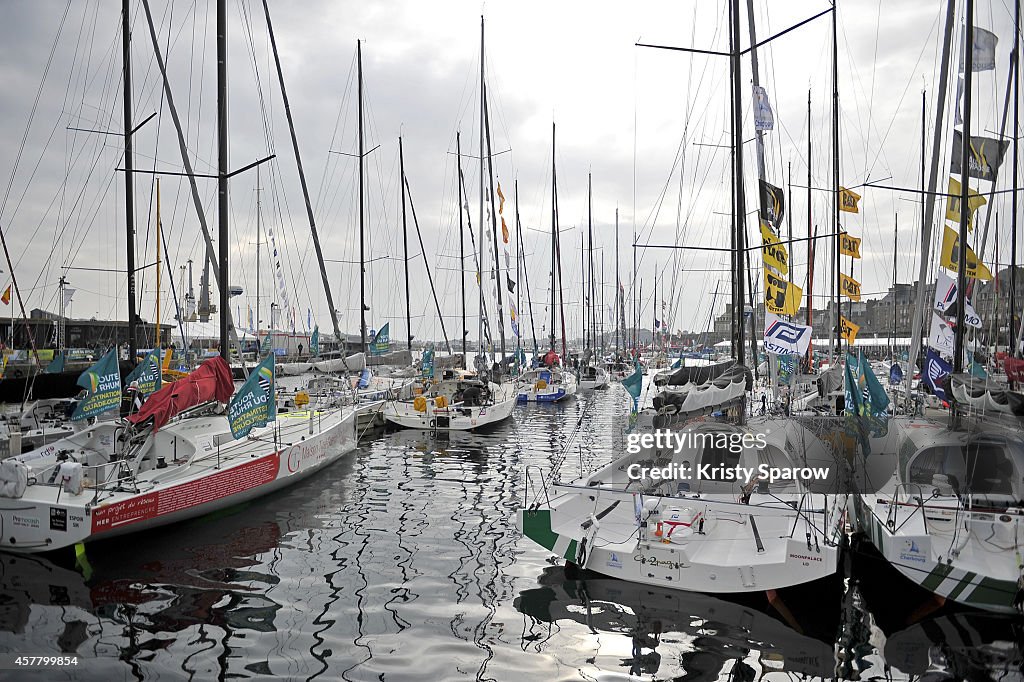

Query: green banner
[310,326,320,358]
[228,353,276,439]
[71,349,122,421]
[370,323,390,356]
[125,348,163,396]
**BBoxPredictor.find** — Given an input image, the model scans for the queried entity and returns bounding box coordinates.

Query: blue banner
[125,348,163,396]
[71,349,122,421]
[310,325,320,358]
[227,354,276,439]
[923,350,952,401]
[370,323,390,356]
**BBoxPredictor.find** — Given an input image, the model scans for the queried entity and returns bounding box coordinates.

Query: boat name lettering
[634,554,683,569]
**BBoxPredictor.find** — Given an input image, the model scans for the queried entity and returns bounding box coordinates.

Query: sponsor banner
[71,349,122,421]
[763,312,811,356]
[92,454,280,534]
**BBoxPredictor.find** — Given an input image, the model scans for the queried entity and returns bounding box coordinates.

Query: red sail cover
[1005,357,1024,383]
[126,356,235,431]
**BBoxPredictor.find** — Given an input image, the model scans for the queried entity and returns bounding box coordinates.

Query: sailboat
[517,123,578,403]
[0,0,374,555]
[383,19,517,431]
[578,174,610,392]
[852,0,1024,615]
[517,1,848,599]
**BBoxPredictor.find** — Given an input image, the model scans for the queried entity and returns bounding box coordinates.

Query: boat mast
[615,207,620,352]
[400,135,411,351]
[217,0,229,360]
[156,177,161,351]
[481,25,506,362]
[831,0,841,359]
[550,123,557,352]
[892,213,897,358]
[478,20,486,356]
[457,132,467,359]
[123,0,138,365]
[515,181,538,355]
[1013,0,1021,359]
[953,1,975,383]
[730,0,747,372]
[261,0,344,351]
[906,0,956,409]
[588,173,595,356]
[255,164,261,340]
[358,40,367,356]
[806,90,814,369]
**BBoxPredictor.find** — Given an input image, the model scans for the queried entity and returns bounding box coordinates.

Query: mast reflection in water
[0,389,1019,680]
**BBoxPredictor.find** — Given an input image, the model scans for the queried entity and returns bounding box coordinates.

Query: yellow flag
[496,182,505,215]
[839,233,861,259]
[840,272,862,301]
[839,187,861,213]
[764,270,802,315]
[759,221,789,275]
[840,315,860,343]
[945,176,986,231]
[940,225,993,280]
[501,216,510,244]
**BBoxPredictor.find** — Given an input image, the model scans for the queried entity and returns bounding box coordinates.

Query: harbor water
[0,387,1020,681]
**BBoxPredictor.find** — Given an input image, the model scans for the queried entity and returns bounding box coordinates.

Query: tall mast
[730,0,746,371]
[550,123,557,351]
[588,173,595,355]
[831,0,841,358]
[123,0,138,364]
[806,90,813,369]
[156,178,161,350]
[255,163,261,338]
[892,213,898,357]
[457,132,467,358]
[954,1,975,379]
[615,207,620,351]
[478,18,486,354]
[357,40,367,356]
[481,45,506,360]
[261,0,344,350]
[906,0,956,406]
[1013,0,1021,358]
[217,0,229,360]
[514,181,537,353]
[400,135,411,350]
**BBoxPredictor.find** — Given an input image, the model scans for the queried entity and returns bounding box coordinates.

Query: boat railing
[885,483,935,534]
[524,465,553,511]
[29,457,139,504]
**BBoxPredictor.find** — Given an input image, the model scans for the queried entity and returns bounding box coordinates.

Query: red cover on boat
[126,355,235,431]
[1005,357,1024,383]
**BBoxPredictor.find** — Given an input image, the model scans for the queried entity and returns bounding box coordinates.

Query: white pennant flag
[928,312,955,354]
[63,288,76,308]
[753,85,775,131]
[934,270,983,327]
[763,312,812,356]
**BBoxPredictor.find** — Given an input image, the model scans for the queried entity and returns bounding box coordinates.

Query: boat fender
[535,379,548,390]
[0,459,28,498]
[57,461,83,495]
[413,396,428,412]
[295,391,310,408]
[435,395,448,409]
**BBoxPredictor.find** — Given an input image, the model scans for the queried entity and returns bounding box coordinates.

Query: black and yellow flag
[839,187,861,213]
[759,179,785,228]
[840,272,862,301]
[840,315,860,343]
[945,176,986,230]
[760,221,788,275]
[764,270,802,315]
[839,233,861,258]
[950,130,1008,182]
[940,225,993,280]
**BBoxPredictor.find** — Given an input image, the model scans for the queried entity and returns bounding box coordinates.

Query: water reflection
[0,389,1018,680]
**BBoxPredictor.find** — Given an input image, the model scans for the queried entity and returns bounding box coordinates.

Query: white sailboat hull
[0,404,371,554]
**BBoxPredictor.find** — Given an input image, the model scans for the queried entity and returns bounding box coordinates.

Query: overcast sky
[0,0,1019,350]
